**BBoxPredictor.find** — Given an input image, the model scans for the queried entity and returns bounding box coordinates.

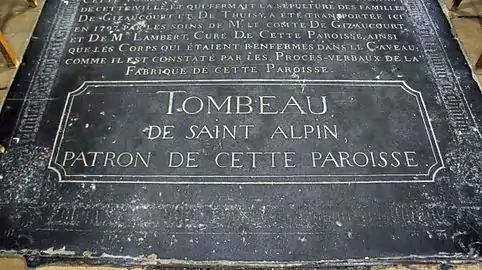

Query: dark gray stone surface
[0,0,481,263]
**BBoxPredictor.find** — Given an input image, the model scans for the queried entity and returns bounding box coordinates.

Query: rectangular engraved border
[48,79,445,184]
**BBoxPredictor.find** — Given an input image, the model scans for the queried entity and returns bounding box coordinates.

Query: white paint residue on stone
[42,246,75,255]
[130,20,147,30]
[290,72,307,93]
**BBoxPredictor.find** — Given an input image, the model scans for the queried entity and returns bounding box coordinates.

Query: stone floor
[0,0,481,269]
[441,0,482,90]
[0,258,141,270]
[0,0,44,106]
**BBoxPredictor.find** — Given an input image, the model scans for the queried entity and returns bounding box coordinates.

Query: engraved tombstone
[0,0,481,264]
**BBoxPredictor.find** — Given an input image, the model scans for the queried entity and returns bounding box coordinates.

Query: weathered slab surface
[0,0,481,262]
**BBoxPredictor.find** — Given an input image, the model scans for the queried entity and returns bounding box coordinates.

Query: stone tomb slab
[0,0,482,264]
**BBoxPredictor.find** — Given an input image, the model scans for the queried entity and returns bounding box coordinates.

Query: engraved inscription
[48,80,444,184]
[63,0,422,79]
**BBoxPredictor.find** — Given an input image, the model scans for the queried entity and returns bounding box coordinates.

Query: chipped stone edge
[1,249,482,267]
